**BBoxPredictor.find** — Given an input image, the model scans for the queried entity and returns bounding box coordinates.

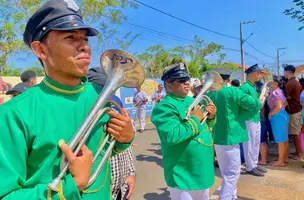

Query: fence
[0,76,163,119]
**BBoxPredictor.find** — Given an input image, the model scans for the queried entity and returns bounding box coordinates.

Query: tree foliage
[136,36,238,78]
[0,0,138,74]
[283,0,304,30]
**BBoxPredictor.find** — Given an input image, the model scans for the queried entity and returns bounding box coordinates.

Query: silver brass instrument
[48,49,145,192]
[259,80,271,105]
[185,70,224,124]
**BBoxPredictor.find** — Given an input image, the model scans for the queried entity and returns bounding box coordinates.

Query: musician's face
[32,29,91,79]
[250,71,261,82]
[166,78,190,96]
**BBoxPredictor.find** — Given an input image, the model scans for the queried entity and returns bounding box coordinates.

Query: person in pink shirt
[267,76,290,167]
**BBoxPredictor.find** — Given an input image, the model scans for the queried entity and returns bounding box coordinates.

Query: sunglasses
[169,77,190,84]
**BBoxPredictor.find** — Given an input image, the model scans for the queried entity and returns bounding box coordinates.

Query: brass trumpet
[48,49,145,192]
[185,70,224,124]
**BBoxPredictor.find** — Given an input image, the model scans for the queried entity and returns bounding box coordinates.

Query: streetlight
[277,47,287,76]
[240,20,255,83]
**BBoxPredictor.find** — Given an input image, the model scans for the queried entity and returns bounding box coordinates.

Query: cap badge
[64,0,80,12]
[179,63,185,70]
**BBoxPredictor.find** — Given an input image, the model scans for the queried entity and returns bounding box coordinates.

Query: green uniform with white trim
[0,75,131,200]
[151,93,215,190]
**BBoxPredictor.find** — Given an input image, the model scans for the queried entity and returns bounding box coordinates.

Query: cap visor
[6,90,17,95]
[50,20,98,36]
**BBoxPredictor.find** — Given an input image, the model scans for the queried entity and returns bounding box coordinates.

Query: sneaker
[246,168,265,177]
[256,165,267,173]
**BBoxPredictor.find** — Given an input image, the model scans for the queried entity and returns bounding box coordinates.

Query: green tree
[137,44,173,78]
[0,0,138,73]
[137,36,235,78]
[283,0,304,30]
[25,66,45,76]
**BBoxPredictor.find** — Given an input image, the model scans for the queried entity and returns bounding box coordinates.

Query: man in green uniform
[207,68,260,200]
[240,64,268,177]
[151,63,216,200]
[0,0,135,199]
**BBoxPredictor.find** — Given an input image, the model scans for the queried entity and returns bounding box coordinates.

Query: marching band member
[240,64,268,176]
[152,84,166,104]
[0,0,135,199]
[207,68,260,200]
[151,63,217,200]
[133,86,148,132]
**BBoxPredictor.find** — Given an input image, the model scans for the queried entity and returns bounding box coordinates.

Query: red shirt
[285,77,302,114]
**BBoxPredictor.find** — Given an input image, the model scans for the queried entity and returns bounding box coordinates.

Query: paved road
[131,123,304,200]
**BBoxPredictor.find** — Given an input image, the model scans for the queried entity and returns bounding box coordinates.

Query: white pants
[168,187,209,200]
[214,144,241,200]
[243,121,261,171]
[136,106,146,130]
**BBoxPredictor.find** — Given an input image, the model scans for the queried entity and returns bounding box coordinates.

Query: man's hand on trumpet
[59,140,93,191]
[106,108,135,143]
[206,103,216,119]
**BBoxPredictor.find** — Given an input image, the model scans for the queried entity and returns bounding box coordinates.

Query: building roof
[295,64,304,75]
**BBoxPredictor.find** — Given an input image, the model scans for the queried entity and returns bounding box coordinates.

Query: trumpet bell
[100,49,145,88]
[201,70,224,92]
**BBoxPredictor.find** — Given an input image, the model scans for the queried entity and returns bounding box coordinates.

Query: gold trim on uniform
[43,79,86,94]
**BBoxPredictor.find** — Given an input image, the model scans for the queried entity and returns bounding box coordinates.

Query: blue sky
[8,0,304,74]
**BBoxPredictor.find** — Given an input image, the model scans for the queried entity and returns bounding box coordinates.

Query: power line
[132,0,239,40]
[132,0,277,59]
[245,41,276,58]
[123,21,272,64]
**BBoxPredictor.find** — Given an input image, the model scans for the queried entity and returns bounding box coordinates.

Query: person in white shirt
[152,84,166,104]
[133,86,148,132]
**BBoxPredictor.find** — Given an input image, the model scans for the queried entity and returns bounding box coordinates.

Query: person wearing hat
[152,84,166,104]
[20,70,37,86]
[151,63,217,200]
[207,68,260,200]
[284,65,303,161]
[0,1,135,199]
[6,82,31,98]
[239,64,268,177]
[191,78,202,98]
[88,67,137,200]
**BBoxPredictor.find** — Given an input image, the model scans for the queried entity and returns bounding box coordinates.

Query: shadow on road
[147,148,162,156]
[143,188,170,200]
[136,154,163,168]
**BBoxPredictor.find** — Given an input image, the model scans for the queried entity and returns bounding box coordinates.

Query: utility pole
[277,47,286,76]
[240,20,255,83]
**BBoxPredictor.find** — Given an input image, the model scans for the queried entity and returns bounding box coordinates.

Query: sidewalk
[210,143,304,200]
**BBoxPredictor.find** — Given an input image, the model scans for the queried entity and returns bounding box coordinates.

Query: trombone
[185,70,224,124]
[48,49,145,192]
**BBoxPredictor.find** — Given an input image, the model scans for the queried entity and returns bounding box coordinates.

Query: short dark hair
[284,65,296,73]
[21,70,37,83]
[231,79,240,87]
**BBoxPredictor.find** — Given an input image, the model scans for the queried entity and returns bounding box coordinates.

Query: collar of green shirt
[246,80,255,86]
[42,74,87,95]
[167,92,187,101]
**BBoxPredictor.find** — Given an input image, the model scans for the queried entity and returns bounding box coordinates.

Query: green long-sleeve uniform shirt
[0,76,131,200]
[151,93,216,190]
[239,81,261,122]
[207,86,260,145]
